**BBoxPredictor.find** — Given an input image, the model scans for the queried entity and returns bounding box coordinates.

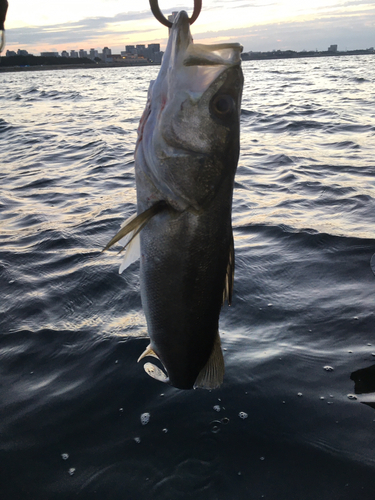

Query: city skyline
[3,0,375,55]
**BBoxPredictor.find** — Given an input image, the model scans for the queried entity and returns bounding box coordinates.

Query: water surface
[1,55,375,499]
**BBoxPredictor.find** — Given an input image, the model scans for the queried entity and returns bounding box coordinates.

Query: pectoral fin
[223,233,234,306]
[194,331,225,390]
[119,232,141,274]
[102,200,166,252]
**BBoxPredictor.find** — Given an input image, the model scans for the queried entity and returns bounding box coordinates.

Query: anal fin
[194,331,225,390]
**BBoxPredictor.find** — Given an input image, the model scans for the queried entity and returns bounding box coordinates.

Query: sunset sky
[3,0,375,55]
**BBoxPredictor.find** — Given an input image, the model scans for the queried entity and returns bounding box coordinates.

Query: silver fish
[105,11,243,389]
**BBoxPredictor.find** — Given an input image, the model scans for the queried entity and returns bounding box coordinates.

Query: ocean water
[0,55,375,499]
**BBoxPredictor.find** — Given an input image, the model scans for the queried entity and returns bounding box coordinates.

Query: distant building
[5,50,16,57]
[79,49,88,58]
[70,50,78,58]
[17,49,28,56]
[61,50,69,58]
[148,43,160,53]
[112,54,125,62]
[40,52,59,57]
[89,48,98,60]
[328,44,338,52]
[101,47,112,62]
[150,51,163,63]
[125,45,137,54]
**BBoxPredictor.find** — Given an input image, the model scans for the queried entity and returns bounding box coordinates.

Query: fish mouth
[166,11,242,76]
[169,10,192,60]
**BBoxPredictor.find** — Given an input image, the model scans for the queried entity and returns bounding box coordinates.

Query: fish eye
[211,94,235,118]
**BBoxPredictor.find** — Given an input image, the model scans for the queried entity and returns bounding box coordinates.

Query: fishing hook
[149,0,202,28]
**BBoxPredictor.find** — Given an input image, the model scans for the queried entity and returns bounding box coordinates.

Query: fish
[104,10,243,389]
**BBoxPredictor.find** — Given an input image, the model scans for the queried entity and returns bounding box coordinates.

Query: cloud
[6,10,160,47]
[5,2,375,53]
[192,8,375,51]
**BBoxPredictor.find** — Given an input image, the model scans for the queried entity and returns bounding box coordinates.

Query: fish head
[138,10,243,212]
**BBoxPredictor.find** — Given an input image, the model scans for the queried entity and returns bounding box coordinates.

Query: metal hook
[149,0,202,28]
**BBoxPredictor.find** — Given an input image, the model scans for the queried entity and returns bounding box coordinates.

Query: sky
[3,0,375,55]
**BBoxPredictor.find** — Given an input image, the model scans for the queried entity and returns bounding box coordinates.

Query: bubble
[348,350,353,353]
[134,437,141,443]
[119,408,124,412]
[140,412,150,425]
[238,412,248,419]
[68,468,76,476]
[347,394,358,400]
[320,396,325,400]
[297,392,303,397]
[323,366,334,372]
[213,405,221,412]
[210,419,221,433]
[353,316,359,320]
[372,353,375,357]
[115,360,119,364]
[238,471,242,476]
[221,417,230,425]
[61,453,69,460]
[260,456,265,461]
[267,303,273,307]
[162,428,168,433]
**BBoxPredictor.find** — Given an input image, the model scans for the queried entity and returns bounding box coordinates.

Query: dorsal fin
[223,233,235,306]
[194,331,225,390]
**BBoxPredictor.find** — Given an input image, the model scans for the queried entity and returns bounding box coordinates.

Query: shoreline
[241,50,374,62]
[1,50,374,73]
[0,61,161,73]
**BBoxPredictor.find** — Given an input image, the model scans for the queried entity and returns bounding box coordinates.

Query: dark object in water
[351,364,375,394]
[370,253,375,276]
